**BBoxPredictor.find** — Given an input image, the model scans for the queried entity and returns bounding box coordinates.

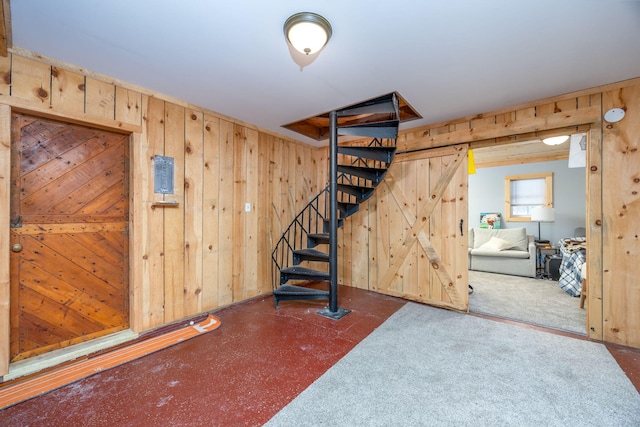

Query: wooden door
[9,113,129,362]
[375,145,468,311]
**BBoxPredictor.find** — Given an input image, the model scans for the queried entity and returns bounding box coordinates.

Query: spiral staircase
[271,93,401,318]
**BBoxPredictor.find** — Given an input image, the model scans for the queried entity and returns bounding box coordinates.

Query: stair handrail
[271,185,331,289]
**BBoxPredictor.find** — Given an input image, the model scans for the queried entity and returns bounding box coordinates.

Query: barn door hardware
[10,215,22,228]
[460,219,464,236]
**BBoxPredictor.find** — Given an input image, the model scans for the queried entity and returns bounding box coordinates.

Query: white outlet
[245,202,251,212]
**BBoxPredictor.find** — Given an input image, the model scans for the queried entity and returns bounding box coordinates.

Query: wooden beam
[397,106,600,153]
[0,103,9,375]
[0,0,11,57]
[0,95,141,134]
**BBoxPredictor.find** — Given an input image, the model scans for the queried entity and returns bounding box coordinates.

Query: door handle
[460,219,464,236]
[12,243,23,252]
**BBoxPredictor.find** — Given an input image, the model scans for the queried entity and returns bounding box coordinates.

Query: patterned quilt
[557,237,586,297]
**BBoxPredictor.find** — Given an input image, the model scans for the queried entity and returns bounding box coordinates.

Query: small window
[505,172,553,221]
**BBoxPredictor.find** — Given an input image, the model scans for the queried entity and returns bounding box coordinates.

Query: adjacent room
[467,135,588,334]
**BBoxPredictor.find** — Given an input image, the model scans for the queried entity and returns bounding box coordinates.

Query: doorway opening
[467,134,587,334]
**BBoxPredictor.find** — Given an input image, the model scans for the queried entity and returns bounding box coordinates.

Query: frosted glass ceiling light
[542,135,569,146]
[284,12,332,55]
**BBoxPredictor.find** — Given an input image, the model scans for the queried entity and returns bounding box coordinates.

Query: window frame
[504,172,553,222]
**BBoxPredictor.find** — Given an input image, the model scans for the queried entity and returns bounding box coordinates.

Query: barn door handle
[460,219,464,236]
[10,216,22,228]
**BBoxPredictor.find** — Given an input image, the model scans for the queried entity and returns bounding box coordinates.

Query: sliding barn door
[9,113,129,362]
[374,145,468,311]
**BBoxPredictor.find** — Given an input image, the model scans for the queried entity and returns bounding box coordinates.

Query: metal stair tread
[336,93,399,117]
[280,266,330,280]
[337,185,375,204]
[338,145,396,163]
[308,232,330,242]
[273,284,330,297]
[293,248,329,262]
[337,120,399,139]
[338,164,388,182]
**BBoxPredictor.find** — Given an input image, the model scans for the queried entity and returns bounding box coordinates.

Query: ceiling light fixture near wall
[542,135,569,146]
[284,12,332,55]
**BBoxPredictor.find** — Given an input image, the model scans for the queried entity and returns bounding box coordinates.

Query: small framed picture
[480,212,501,229]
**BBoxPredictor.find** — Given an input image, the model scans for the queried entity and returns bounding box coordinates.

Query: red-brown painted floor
[1,286,639,426]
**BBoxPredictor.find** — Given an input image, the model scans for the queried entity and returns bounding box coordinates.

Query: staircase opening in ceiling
[282,92,422,141]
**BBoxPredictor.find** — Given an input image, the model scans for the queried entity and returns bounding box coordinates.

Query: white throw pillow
[478,236,513,251]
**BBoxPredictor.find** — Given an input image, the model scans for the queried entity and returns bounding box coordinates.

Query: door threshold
[3,329,139,382]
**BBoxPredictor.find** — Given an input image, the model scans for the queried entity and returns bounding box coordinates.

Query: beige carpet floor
[266,303,639,426]
[468,270,586,335]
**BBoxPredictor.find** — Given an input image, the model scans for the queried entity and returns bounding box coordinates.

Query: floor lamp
[531,206,555,243]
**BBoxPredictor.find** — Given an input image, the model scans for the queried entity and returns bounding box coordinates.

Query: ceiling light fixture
[542,135,569,146]
[284,12,332,55]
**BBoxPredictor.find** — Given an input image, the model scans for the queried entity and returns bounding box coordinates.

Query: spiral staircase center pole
[329,110,338,312]
[317,110,351,319]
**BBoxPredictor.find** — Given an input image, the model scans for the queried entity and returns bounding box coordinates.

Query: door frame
[0,104,136,376]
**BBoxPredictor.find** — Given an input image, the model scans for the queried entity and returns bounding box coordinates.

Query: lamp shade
[284,12,332,55]
[531,206,555,222]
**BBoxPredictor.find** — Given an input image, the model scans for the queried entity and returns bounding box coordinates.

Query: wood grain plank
[350,199,369,289]
[19,125,96,174]
[115,86,142,126]
[51,67,85,115]
[232,125,247,300]
[256,132,271,295]
[586,94,603,340]
[415,158,431,299]
[398,106,599,153]
[19,234,125,305]
[162,102,185,322]
[244,127,259,297]
[602,85,640,347]
[10,55,51,105]
[374,174,390,293]
[85,77,115,120]
[378,150,465,293]
[130,96,165,331]
[21,143,126,213]
[0,104,10,375]
[217,120,234,305]
[184,108,204,313]
[202,115,220,309]
[19,260,125,327]
[402,161,418,296]
[0,54,10,95]
[20,131,118,195]
[427,156,442,301]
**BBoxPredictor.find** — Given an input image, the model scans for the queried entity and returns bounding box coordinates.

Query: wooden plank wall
[0,50,320,371]
[0,46,639,360]
[601,84,640,347]
[0,104,10,374]
[126,93,319,332]
[333,78,640,348]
